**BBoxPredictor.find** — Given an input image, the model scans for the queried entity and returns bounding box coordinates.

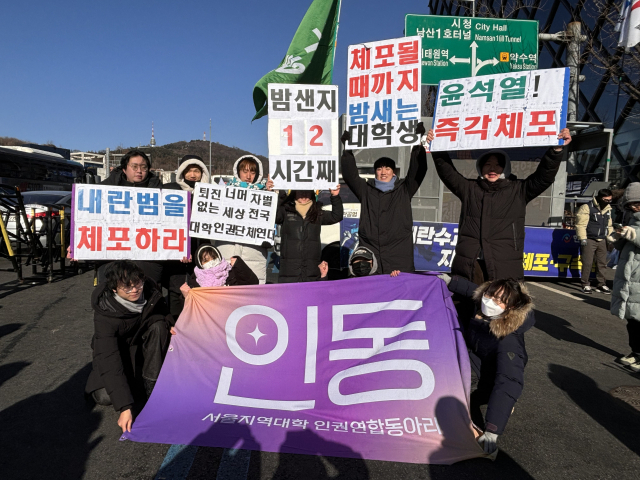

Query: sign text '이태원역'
[268,84,339,190]
[405,15,539,85]
[346,36,422,149]
[71,184,190,260]
[123,275,484,464]
[429,68,569,151]
[189,183,277,246]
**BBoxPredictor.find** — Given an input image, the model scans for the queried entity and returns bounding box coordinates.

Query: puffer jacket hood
[475,150,512,179]
[232,155,264,184]
[620,182,640,209]
[175,156,211,192]
[194,244,223,269]
[472,281,535,338]
[348,246,379,277]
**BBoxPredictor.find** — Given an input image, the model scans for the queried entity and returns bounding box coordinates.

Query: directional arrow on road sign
[449,56,470,64]
[474,57,500,75]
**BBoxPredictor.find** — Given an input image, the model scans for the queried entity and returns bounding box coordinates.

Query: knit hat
[621,182,640,208]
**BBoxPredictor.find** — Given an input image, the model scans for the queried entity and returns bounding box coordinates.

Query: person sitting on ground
[275,187,343,283]
[440,274,535,456]
[575,188,613,294]
[85,260,176,434]
[180,245,258,295]
[217,155,274,284]
[340,123,428,274]
[609,182,640,372]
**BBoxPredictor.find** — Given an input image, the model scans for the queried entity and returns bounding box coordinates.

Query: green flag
[252,0,341,121]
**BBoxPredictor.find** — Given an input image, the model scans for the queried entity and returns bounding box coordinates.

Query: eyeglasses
[120,282,144,294]
[129,164,148,172]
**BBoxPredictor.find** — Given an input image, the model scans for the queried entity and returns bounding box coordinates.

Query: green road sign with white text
[405,15,539,85]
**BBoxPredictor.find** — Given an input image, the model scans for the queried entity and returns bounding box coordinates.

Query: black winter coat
[433,148,564,281]
[448,275,534,435]
[101,168,163,188]
[85,280,174,412]
[341,145,427,274]
[275,195,343,283]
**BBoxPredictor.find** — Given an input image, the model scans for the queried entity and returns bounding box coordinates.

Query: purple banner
[124,275,484,464]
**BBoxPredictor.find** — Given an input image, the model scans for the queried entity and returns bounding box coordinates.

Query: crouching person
[85,260,175,433]
[442,274,534,456]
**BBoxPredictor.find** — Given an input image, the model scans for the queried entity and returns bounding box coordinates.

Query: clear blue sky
[0,0,429,156]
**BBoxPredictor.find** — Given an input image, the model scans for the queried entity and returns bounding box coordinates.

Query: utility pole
[209,118,212,178]
[539,22,587,173]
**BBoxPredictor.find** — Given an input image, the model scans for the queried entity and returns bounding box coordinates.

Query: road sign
[405,15,539,85]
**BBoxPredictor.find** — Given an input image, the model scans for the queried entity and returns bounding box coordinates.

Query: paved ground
[1,259,639,479]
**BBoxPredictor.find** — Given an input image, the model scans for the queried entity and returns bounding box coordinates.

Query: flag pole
[330,0,342,84]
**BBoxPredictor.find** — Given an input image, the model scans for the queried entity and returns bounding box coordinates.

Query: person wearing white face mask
[438,273,534,458]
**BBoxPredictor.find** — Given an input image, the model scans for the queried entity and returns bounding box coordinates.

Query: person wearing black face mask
[164,155,212,315]
[348,247,379,277]
[575,188,613,294]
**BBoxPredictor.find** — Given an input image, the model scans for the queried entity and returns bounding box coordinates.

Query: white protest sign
[429,67,570,151]
[190,183,277,246]
[345,36,422,149]
[71,184,190,260]
[268,84,339,190]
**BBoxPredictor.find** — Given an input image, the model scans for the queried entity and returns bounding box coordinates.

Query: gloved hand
[580,239,588,246]
[340,130,351,145]
[437,273,451,285]
[622,226,637,241]
[415,121,426,136]
[477,431,499,454]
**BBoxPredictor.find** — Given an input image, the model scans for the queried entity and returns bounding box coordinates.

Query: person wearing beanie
[609,182,640,372]
[340,122,428,274]
[426,128,572,283]
[575,188,613,294]
[163,154,213,315]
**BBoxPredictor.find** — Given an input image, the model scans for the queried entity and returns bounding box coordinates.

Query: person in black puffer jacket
[340,123,427,274]
[426,129,571,283]
[442,274,534,457]
[276,187,343,283]
[85,261,175,434]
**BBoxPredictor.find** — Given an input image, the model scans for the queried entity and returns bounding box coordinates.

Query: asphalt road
[1,260,639,479]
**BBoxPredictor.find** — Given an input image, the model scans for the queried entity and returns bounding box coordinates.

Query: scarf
[295,201,313,219]
[194,258,232,287]
[112,293,146,313]
[226,177,266,190]
[374,176,397,192]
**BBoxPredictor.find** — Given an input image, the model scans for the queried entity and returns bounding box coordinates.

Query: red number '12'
[309,125,323,146]
[283,125,293,147]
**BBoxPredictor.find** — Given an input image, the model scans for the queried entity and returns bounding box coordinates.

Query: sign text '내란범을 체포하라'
[122,275,485,464]
[345,36,422,149]
[429,68,570,152]
[70,184,190,261]
[405,15,539,85]
[267,84,339,190]
[189,183,278,246]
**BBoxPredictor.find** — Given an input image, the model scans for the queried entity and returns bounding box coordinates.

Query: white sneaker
[582,286,593,294]
[630,362,640,373]
[595,285,611,294]
[620,353,640,366]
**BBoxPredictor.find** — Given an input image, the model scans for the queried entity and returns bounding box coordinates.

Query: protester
[347,247,379,278]
[441,274,534,456]
[98,150,164,285]
[275,187,343,283]
[163,154,212,315]
[216,155,274,284]
[180,245,258,293]
[609,183,640,372]
[84,260,175,433]
[340,123,427,274]
[575,188,613,294]
[426,128,572,283]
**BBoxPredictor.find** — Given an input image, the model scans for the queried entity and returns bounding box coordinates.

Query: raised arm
[274,190,289,225]
[524,128,571,203]
[404,145,428,198]
[321,187,344,225]
[340,149,367,200]
[426,129,468,199]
